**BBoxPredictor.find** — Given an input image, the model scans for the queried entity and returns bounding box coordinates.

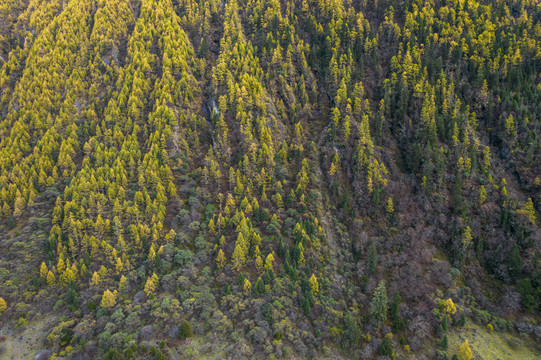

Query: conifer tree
[216,249,226,268]
[265,253,274,271]
[40,262,48,281]
[119,275,128,294]
[462,226,473,255]
[254,277,265,294]
[243,278,252,293]
[13,195,25,218]
[386,197,394,214]
[441,298,457,318]
[370,280,388,329]
[144,273,159,298]
[91,272,100,287]
[47,271,56,286]
[379,334,393,356]
[457,340,472,360]
[440,335,448,350]
[255,256,263,272]
[101,289,116,309]
[309,273,319,295]
[232,243,245,271]
[367,243,377,275]
[0,297,6,314]
[508,244,522,278]
[517,198,536,224]
[479,185,487,204]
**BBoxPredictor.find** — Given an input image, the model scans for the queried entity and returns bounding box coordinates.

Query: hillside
[0,0,540,359]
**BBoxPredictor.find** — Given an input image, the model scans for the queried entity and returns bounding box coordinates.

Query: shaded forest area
[0,0,540,358]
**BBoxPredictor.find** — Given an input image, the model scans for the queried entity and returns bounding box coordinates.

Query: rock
[139,325,154,341]
[34,350,52,360]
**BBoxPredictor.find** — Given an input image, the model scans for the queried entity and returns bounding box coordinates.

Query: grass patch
[446,322,541,360]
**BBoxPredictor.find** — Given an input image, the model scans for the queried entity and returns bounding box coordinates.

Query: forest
[0,0,540,358]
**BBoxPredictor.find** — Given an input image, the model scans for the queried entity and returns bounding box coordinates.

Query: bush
[123,347,134,359]
[492,317,510,331]
[180,320,193,339]
[103,348,125,360]
[87,300,97,312]
[248,326,267,344]
[97,307,110,319]
[31,217,51,230]
[174,250,193,267]
[262,303,273,326]
[449,268,461,279]
[16,316,28,328]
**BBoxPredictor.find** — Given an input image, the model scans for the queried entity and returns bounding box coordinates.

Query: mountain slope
[0,0,540,358]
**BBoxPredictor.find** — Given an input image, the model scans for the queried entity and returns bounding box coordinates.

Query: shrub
[87,300,97,312]
[180,320,193,339]
[16,317,28,328]
[449,268,461,279]
[123,347,134,359]
[262,303,273,326]
[103,348,125,360]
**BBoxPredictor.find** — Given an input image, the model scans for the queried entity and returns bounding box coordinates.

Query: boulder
[34,350,52,360]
